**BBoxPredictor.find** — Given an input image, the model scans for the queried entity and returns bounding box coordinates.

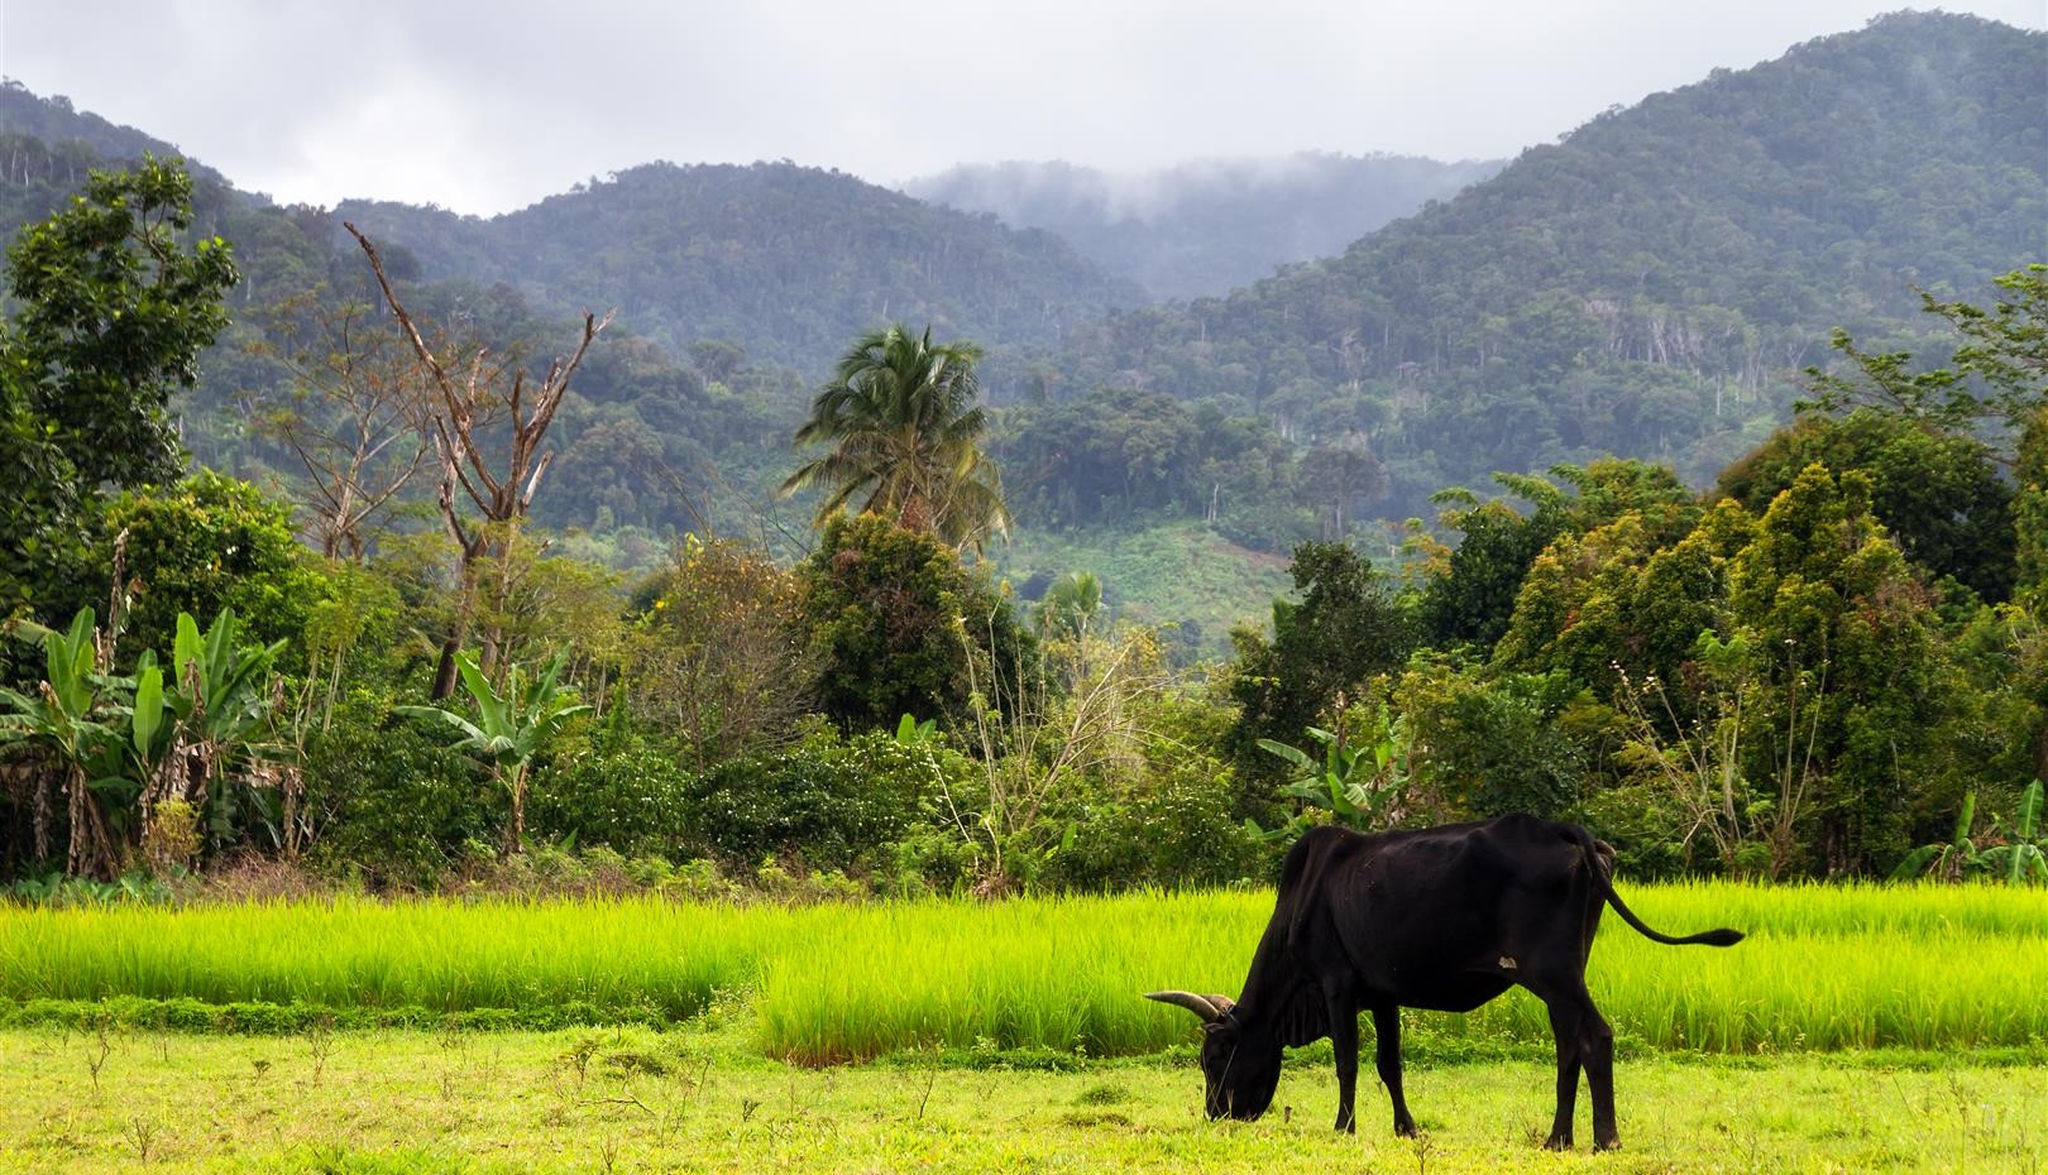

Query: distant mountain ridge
[903,153,1503,300]
[1042,11,2047,514]
[335,161,1146,372]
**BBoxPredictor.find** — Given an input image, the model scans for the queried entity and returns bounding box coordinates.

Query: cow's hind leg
[1529,978,1621,1151]
[1580,997,1618,1150]
[1371,1004,1417,1137]
[1540,998,1583,1150]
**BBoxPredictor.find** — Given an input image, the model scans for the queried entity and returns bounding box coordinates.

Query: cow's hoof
[1543,1134,1573,1151]
[1594,1136,1621,1152]
[1394,1120,1417,1138]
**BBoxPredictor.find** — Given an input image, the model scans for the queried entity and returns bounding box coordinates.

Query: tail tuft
[1699,928,1744,947]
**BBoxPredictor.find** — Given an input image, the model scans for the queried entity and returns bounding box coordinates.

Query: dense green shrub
[303,692,497,888]
[1044,760,1276,891]
[688,725,931,875]
[527,739,701,860]
[798,514,1035,732]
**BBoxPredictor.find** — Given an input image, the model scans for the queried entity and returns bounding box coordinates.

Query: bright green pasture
[2,883,2044,1062]
[1,1023,2044,1174]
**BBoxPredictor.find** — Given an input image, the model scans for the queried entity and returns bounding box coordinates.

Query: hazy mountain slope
[1045,12,2046,514]
[903,153,1502,300]
[336,161,1146,371]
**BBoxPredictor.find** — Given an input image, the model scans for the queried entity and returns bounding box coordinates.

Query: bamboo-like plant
[397,649,590,854]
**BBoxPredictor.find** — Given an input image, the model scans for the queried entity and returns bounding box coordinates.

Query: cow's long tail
[1565,825,1744,947]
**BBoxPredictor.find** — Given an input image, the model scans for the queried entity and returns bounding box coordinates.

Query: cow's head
[1145,990,1282,1121]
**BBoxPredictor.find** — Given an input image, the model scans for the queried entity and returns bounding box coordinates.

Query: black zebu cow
[1147,816,1742,1150]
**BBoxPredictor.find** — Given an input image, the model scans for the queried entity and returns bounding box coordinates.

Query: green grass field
[1,1021,2042,1174]
[4,883,2044,1061]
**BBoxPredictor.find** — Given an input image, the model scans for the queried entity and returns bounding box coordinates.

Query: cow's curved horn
[1145,990,1227,1021]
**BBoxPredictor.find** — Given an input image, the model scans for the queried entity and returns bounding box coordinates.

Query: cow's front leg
[1325,988,1359,1133]
[1371,1004,1417,1137]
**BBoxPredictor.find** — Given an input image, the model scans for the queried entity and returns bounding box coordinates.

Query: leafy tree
[1398,657,1589,822]
[1801,266,2048,603]
[1802,265,2047,449]
[0,157,238,620]
[797,513,1032,733]
[780,324,1010,551]
[1718,410,2015,601]
[97,471,324,668]
[1227,541,1413,797]
[627,536,813,769]
[1714,465,1948,875]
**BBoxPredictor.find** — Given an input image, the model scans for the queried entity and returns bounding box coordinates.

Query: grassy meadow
[1,1021,2043,1174]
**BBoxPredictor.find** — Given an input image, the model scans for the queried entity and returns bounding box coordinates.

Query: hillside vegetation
[1043,12,2046,516]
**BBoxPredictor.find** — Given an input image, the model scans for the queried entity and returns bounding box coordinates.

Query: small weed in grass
[1077,1081,1133,1106]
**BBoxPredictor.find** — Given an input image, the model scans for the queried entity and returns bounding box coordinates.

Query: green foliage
[526,739,700,862]
[687,725,930,875]
[781,323,1010,551]
[798,514,1033,733]
[97,470,324,669]
[396,649,592,854]
[1226,541,1413,793]
[303,692,497,888]
[1399,659,1590,821]
[1,604,293,876]
[1976,779,2047,885]
[0,156,238,620]
[625,535,812,768]
[1719,410,2015,601]
[1255,724,1407,832]
[1802,265,2048,446]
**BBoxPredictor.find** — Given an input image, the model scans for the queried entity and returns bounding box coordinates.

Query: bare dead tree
[345,222,615,698]
[255,297,433,560]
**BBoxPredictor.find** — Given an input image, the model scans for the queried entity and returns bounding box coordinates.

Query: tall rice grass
[2,883,2041,1060]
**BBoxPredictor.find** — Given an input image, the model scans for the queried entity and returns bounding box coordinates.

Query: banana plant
[1979,780,2047,886]
[1256,723,1408,833]
[0,608,124,876]
[398,648,591,854]
[1891,790,1989,882]
[163,610,290,847]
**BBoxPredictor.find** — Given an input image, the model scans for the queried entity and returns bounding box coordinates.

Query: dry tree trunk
[345,223,611,699]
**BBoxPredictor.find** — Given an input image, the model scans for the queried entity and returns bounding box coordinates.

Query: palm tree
[779,324,1010,551]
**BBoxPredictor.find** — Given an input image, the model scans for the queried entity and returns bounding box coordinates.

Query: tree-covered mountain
[1034,12,2046,517]
[902,153,1502,301]
[333,162,1146,371]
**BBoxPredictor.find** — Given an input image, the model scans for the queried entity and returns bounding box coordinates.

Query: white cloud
[1,0,2040,215]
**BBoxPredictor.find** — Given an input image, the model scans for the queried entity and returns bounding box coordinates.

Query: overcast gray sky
[3,1,2041,217]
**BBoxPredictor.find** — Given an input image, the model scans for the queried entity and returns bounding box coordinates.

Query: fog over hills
[903,153,1504,300]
